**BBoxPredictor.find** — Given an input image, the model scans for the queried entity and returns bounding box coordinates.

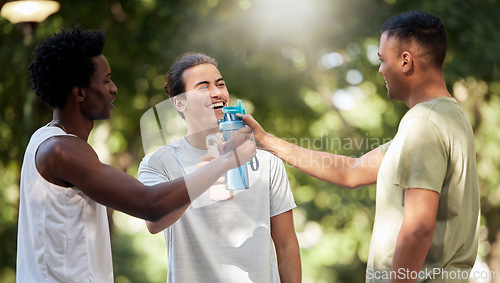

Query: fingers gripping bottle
[219,100,249,190]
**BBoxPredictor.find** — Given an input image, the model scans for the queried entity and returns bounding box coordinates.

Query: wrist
[216,151,235,171]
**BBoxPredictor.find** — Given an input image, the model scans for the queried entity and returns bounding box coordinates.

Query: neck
[405,71,451,108]
[53,109,94,141]
[185,127,219,150]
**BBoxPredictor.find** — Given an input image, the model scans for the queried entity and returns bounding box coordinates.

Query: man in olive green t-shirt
[366,97,479,282]
[242,10,479,283]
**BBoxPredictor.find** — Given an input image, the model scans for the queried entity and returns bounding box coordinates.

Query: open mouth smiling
[208,102,225,109]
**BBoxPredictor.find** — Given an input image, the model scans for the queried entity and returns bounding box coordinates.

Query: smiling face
[81,55,117,120]
[179,63,229,132]
[378,32,408,102]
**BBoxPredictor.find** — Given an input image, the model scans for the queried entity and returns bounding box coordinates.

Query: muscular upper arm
[36,136,102,187]
[36,136,150,213]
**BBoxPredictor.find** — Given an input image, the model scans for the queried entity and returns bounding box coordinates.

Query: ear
[401,51,414,75]
[70,86,85,102]
[172,96,186,112]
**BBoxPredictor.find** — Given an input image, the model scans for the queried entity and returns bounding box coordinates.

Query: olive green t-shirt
[366,97,480,282]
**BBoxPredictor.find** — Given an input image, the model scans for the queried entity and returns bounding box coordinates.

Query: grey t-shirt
[139,137,296,283]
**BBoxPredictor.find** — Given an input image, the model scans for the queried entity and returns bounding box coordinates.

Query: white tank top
[17,125,113,282]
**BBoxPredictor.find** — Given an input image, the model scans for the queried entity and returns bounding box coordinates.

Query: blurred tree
[1,0,499,282]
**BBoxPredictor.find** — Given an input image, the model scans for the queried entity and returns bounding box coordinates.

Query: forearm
[145,204,189,234]
[270,211,302,283]
[275,238,302,283]
[146,155,231,221]
[390,225,434,282]
[260,133,375,188]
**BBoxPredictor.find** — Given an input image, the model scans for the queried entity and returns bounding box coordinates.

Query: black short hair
[381,10,447,68]
[164,52,217,98]
[29,26,106,108]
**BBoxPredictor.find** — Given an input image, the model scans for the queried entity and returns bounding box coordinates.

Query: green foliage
[1,0,499,282]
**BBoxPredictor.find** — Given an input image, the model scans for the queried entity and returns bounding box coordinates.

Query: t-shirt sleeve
[379,140,392,155]
[268,154,296,217]
[393,118,448,194]
[138,153,172,186]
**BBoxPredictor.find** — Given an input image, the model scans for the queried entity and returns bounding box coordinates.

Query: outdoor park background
[1,0,500,282]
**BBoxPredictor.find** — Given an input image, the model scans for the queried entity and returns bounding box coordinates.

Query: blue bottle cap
[222,100,246,115]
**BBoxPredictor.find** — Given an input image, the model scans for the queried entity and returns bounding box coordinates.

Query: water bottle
[219,100,249,190]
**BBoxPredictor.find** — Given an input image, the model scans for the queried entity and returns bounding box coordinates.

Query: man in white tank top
[17,27,256,282]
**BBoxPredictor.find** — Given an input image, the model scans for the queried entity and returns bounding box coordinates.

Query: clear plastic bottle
[205,133,234,201]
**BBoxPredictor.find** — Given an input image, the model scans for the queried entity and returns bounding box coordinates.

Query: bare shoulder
[36,135,99,186]
[37,135,98,163]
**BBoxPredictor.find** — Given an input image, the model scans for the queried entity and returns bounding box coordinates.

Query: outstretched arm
[241,114,382,189]
[36,127,256,222]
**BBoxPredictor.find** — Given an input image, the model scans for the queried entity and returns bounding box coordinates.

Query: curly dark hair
[29,26,106,108]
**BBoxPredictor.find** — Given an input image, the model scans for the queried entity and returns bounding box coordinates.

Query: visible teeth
[209,102,224,109]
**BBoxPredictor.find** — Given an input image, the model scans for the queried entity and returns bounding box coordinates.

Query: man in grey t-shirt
[139,53,301,283]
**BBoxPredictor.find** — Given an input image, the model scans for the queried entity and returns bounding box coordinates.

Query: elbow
[415,225,435,240]
[145,213,163,223]
[146,220,164,234]
[339,157,378,190]
[407,223,435,242]
[144,200,171,223]
[321,172,359,189]
[140,188,177,222]
[344,182,360,190]
[141,198,167,223]
[342,175,362,190]
[336,163,365,190]
[341,173,376,190]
